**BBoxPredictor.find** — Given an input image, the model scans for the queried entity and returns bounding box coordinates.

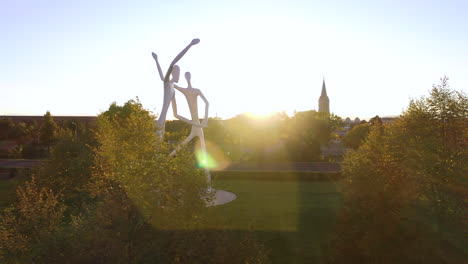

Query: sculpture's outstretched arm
[164,39,200,83]
[199,91,209,126]
[173,84,186,93]
[171,96,205,127]
[151,52,164,81]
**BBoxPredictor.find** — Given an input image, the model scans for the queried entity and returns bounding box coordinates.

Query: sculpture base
[207,189,237,207]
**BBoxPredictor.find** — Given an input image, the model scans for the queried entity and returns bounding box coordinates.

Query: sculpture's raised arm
[151,52,164,81]
[164,39,200,83]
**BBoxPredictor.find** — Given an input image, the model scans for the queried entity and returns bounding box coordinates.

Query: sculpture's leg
[169,132,195,156]
[155,122,165,138]
[156,90,174,138]
[198,132,211,186]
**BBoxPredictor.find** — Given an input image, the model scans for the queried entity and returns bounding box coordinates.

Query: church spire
[318,78,330,113]
[321,78,327,97]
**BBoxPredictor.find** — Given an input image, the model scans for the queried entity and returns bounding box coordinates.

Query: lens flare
[196,150,217,168]
[194,139,230,170]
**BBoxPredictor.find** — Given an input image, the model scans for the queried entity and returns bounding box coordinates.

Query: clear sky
[1,0,467,119]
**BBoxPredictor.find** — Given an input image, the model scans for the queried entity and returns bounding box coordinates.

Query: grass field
[207,175,343,263]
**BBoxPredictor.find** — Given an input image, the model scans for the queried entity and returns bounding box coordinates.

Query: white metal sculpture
[152,38,200,138]
[151,39,236,206]
[169,72,211,185]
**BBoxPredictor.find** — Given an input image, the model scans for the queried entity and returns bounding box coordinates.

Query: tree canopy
[327,77,468,263]
[39,111,58,151]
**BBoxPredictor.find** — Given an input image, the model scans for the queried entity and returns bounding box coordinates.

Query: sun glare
[245,110,276,119]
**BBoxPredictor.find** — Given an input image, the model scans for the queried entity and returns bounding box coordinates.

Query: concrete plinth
[207,189,237,206]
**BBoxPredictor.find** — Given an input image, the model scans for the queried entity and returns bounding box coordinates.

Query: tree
[165,119,190,142]
[36,130,94,210]
[399,76,467,241]
[0,118,15,140]
[286,110,331,161]
[39,111,58,152]
[12,122,31,146]
[342,123,371,149]
[326,77,467,263]
[1,99,270,263]
[369,115,383,126]
[22,122,41,159]
[90,99,213,262]
[0,177,66,263]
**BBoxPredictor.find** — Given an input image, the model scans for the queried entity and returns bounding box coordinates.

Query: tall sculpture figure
[170,72,211,185]
[152,38,200,137]
[151,39,236,205]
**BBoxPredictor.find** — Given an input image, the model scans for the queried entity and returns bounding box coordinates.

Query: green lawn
[207,175,343,263]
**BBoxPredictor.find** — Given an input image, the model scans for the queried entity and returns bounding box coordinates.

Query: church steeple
[318,78,330,113]
[321,79,327,96]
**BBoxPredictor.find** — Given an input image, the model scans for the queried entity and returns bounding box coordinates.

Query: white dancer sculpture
[152,38,200,138]
[151,39,236,206]
[170,72,211,185]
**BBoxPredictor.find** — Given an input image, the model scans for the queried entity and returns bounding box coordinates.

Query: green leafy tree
[35,130,94,211]
[165,119,191,142]
[286,111,325,161]
[0,177,66,263]
[39,111,58,152]
[89,99,211,262]
[22,122,41,159]
[326,77,467,263]
[1,99,269,263]
[0,118,15,140]
[369,115,383,126]
[399,76,467,241]
[12,122,31,146]
[342,123,372,149]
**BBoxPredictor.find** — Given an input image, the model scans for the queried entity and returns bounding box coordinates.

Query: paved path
[217,162,341,172]
[0,159,44,168]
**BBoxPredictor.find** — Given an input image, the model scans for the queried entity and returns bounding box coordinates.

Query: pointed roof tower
[321,78,328,97]
[318,78,330,113]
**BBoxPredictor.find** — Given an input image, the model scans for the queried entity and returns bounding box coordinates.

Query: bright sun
[246,110,275,119]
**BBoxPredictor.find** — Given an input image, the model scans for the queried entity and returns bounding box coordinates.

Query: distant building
[344,117,351,125]
[381,117,398,123]
[354,117,361,124]
[318,79,330,113]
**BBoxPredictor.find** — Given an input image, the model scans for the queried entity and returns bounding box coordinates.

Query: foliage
[93,99,210,219]
[165,119,191,142]
[342,123,372,149]
[165,110,342,162]
[0,177,66,263]
[203,117,231,149]
[39,111,58,151]
[399,76,467,239]
[35,130,94,212]
[326,77,468,263]
[213,110,340,162]
[1,99,270,263]
[0,118,15,140]
[286,111,326,161]
[369,115,383,126]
